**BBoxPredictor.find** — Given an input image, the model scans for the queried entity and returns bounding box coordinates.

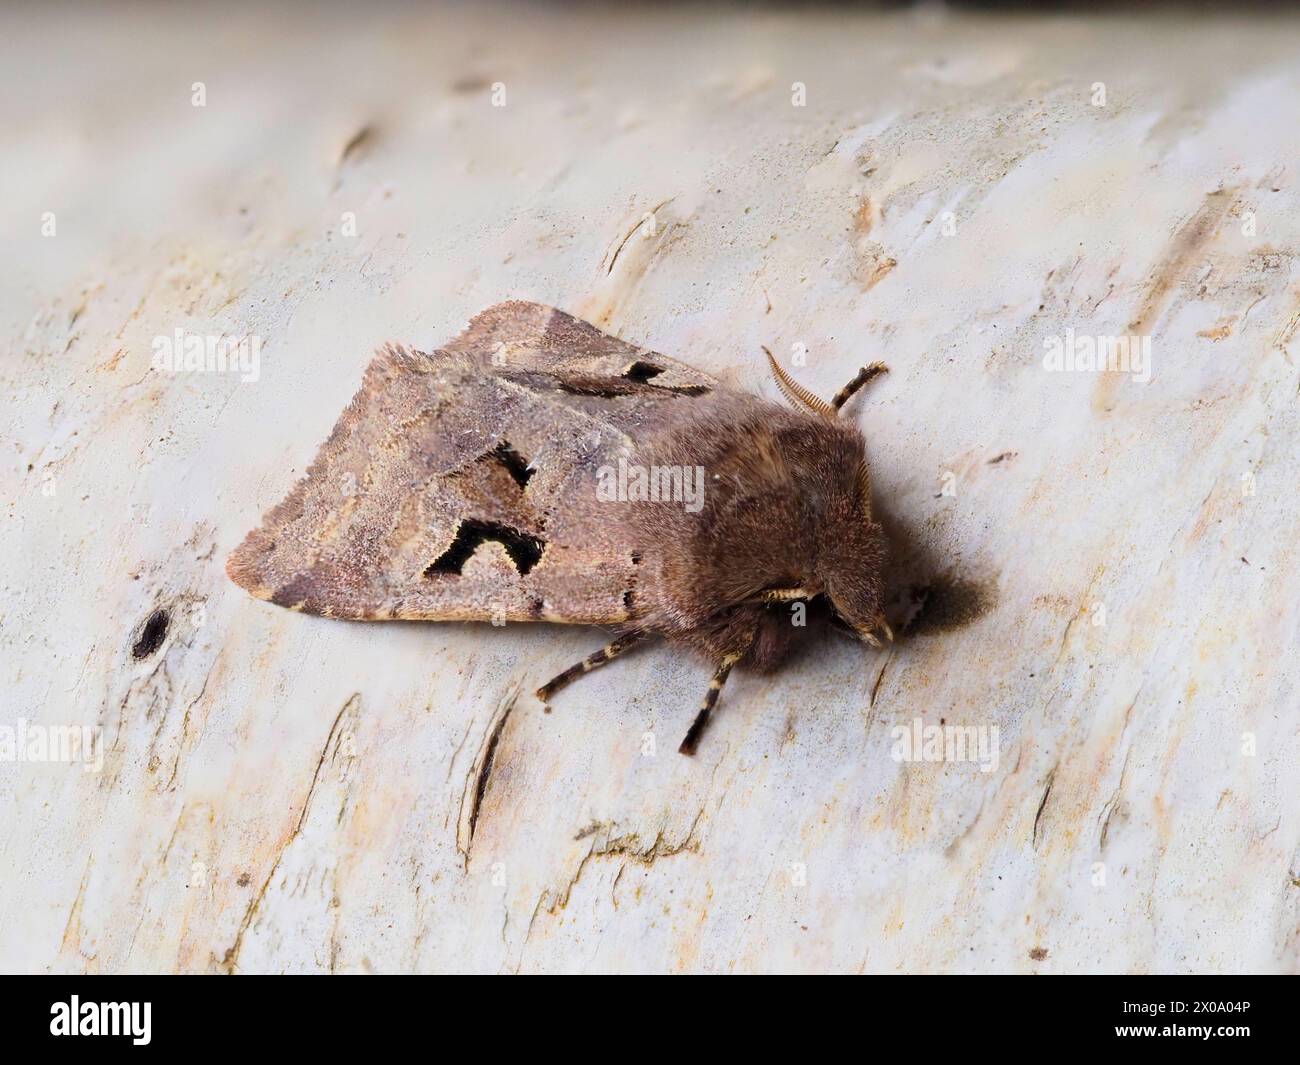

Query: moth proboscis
[227,301,892,755]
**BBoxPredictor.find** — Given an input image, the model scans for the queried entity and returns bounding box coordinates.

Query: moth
[228,302,892,754]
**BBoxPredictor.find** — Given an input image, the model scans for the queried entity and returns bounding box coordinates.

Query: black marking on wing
[554,376,710,398]
[425,519,546,576]
[490,440,534,488]
[622,360,665,382]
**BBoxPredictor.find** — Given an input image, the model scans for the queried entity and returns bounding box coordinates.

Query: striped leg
[736,588,812,608]
[678,652,743,756]
[831,362,888,411]
[536,630,647,707]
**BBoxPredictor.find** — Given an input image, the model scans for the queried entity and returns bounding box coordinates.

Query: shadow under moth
[228,301,891,754]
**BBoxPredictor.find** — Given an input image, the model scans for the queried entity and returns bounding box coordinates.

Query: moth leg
[535,630,648,707]
[760,587,811,603]
[678,652,743,756]
[735,588,812,607]
[831,362,889,411]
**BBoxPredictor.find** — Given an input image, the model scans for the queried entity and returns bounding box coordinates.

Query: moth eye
[622,360,665,383]
[424,519,545,577]
[488,439,533,489]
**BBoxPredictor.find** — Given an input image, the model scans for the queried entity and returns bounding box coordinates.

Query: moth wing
[226,339,638,625]
[445,300,720,396]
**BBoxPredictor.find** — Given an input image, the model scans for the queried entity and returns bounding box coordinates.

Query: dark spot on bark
[451,74,491,94]
[339,124,375,165]
[131,608,170,659]
[425,520,545,577]
[237,872,251,888]
[1029,946,1048,961]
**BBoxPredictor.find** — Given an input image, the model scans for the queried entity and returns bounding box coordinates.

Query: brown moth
[227,302,891,754]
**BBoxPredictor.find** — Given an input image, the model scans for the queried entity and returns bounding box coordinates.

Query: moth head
[761,350,893,646]
[820,516,890,647]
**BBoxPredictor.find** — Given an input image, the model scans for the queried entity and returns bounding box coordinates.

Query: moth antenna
[762,346,834,418]
[856,459,872,504]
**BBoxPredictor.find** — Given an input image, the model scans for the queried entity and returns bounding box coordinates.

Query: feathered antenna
[856,459,872,504]
[763,346,835,418]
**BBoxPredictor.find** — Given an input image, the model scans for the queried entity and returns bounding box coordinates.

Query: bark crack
[220,693,359,973]
[1032,766,1057,851]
